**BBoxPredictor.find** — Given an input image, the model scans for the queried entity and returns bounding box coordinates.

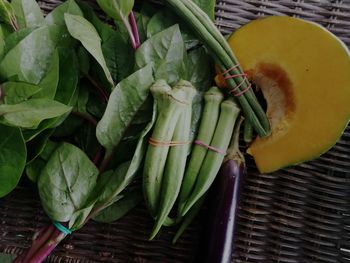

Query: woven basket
[1,1,350,262]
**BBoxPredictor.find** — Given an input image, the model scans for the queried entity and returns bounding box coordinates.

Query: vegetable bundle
[0,0,268,262]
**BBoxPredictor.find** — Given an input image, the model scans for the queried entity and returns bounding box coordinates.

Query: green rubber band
[52,221,72,235]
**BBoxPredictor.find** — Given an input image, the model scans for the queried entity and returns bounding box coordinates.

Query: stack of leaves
[0,0,215,262]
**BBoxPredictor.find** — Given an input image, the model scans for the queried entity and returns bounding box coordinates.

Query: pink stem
[128,12,140,49]
[27,229,65,263]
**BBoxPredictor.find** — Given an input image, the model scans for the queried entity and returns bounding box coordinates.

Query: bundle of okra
[143,80,241,239]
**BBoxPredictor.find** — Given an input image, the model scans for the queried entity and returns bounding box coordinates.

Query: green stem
[243,119,253,144]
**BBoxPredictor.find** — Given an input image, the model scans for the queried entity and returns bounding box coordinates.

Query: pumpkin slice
[227,16,350,173]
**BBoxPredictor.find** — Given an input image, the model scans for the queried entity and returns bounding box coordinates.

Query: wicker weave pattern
[1,0,350,262]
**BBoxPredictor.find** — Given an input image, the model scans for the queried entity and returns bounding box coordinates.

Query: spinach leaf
[1,81,41,104]
[77,46,90,75]
[0,123,26,197]
[94,101,156,209]
[96,64,153,151]
[2,27,33,57]
[45,0,83,26]
[0,25,60,84]
[26,140,58,182]
[11,0,44,29]
[187,47,213,91]
[22,48,79,141]
[26,129,54,164]
[0,98,72,129]
[103,29,134,83]
[38,143,99,222]
[135,24,187,86]
[146,10,199,50]
[96,0,134,23]
[64,13,114,87]
[79,2,134,84]
[34,49,60,99]
[93,187,142,223]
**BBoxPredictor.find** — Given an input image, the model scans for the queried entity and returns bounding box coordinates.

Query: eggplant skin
[200,159,245,263]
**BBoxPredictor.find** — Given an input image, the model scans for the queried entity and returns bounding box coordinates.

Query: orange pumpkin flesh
[226,16,350,173]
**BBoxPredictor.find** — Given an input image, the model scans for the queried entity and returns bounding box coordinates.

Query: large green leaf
[2,81,41,104]
[0,98,72,128]
[96,64,153,151]
[0,25,60,84]
[135,24,187,86]
[11,0,44,29]
[64,13,114,87]
[38,143,99,222]
[0,124,26,197]
[2,27,33,58]
[34,49,60,99]
[192,0,215,20]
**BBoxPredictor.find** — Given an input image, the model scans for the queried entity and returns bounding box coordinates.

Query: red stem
[128,12,140,49]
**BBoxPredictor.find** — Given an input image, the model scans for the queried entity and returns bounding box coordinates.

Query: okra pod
[181,98,240,216]
[177,87,223,214]
[143,80,186,216]
[150,80,197,239]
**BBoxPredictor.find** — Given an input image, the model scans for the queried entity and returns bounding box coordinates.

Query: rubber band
[194,140,226,155]
[228,77,247,94]
[224,72,247,80]
[52,222,72,235]
[232,83,252,97]
[149,138,190,147]
[221,64,241,75]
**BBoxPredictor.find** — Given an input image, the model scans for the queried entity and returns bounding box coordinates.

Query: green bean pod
[143,80,186,216]
[163,0,270,137]
[177,86,223,214]
[150,80,197,239]
[180,98,240,216]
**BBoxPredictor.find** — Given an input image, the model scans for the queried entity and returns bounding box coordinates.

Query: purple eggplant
[197,118,245,263]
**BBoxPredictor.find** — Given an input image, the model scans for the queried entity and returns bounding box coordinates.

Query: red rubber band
[232,83,252,97]
[228,77,247,94]
[194,140,226,155]
[221,64,241,75]
[224,72,247,80]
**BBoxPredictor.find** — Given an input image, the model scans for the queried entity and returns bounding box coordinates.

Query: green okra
[177,86,223,214]
[150,80,197,239]
[143,80,187,217]
[180,98,240,216]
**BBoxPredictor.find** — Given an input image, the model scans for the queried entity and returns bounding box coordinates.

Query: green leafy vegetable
[96,0,134,22]
[11,0,44,29]
[135,24,187,86]
[1,81,41,104]
[38,143,99,222]
[0,124,26,197]
[64,13,114,87]
[96,64,153,151]
[34,49,60,99]
[0,98,72,128]
[0,25,60,84]
[45,0,83,26]
[93,187,142,223]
